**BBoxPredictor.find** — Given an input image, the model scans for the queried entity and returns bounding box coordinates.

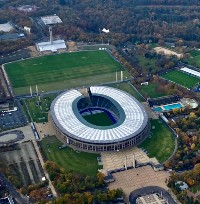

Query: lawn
[138,83,166,98]
[41,136,100,177]
[109,82,144,102]
[83,112,113,126]
[23,94,57,122]
[138,119,175,163]
[187,54,200,67]
[5,50,127,95]
[161,70,200,88]
[188,49,200,57]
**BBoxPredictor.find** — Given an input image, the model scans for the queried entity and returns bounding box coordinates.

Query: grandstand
[147,95,180,107]
[180,67,200,78]
[50,86,149,152]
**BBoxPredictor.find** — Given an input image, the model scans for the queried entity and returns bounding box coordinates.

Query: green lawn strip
[188,50,200,57]
[41,136,100,177]
[138,119,175,163]
[187,55,200,67]
[189,183,200,194]
[5,51,125,95]
[161,70,200,88]
[139,83,166,98]
[83,112,113,126]
[109,82,144,102]
[23,94,56,122]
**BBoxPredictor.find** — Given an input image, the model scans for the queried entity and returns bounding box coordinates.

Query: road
[32,140,58,197]
[0,172,27,204]
[129,186,178,204]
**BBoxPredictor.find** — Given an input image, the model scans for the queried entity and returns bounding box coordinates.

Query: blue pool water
[153,107,163,112]
[163,103,182,110]
[153,103,182,112]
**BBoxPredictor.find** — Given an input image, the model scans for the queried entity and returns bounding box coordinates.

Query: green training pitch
[41,136,100,177]
[161,70,200,88]
[83,112,113,126]
[138,119,175,163]
[5,50,126,95]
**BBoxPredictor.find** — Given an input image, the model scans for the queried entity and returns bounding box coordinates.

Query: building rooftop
[136,193,167,204]
[41,15,62,25]
[36,40,66,52]
[51,86,148,143]
[0,23,14,32]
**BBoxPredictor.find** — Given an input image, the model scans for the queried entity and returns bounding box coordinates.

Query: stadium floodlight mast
[30,85,32,97]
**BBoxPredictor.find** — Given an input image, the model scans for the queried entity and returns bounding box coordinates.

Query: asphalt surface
[129,186,177,204]
[0,172,27,204]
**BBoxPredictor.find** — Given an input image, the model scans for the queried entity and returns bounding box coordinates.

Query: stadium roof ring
[50,86,149,152]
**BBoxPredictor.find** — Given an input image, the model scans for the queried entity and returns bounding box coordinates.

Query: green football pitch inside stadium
[161,70,200,88]
[83,112,113,126]
[5,50,127,95]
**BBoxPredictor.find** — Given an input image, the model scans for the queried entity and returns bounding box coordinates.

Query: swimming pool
[163,103,182,111]
[153,103,183,112]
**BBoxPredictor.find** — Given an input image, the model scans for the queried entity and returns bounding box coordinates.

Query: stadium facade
[50,86,149,152]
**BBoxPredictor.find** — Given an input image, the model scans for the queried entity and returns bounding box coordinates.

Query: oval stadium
[50,86,149,152]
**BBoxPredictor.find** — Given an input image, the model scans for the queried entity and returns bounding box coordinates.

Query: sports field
[83,112,113,126]
[5,50,127,95]
[138,119,175,163]
[161,70,200,88]
[41,136,100,177]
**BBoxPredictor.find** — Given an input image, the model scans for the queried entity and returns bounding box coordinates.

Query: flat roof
[36,40,66,52]
[41,15,62,25]
[51,86,148,144]
[0,23,14,32]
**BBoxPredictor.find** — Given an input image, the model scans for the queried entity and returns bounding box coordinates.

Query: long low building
[50,86,149,152]
[36,40,66,52]
[180,67,200,78]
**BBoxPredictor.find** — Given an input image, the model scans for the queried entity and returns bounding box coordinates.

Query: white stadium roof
[36,40,66,52]
[41,15,62,25]
[51,86,148,144]
[181,67,200,78]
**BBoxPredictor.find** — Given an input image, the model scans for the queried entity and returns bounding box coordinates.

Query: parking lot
[0,109,27,130]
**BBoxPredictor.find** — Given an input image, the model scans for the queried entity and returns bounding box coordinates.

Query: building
[50,86,149,152]
[175,181,188,191]
[36,40,66,52]
[41,15,62,25]
[136,193,168,204]
[0,23,14,32]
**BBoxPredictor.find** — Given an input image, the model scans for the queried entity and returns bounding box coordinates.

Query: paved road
[0,172,27,204]
[129,186,177,204]
[32,140,58,197]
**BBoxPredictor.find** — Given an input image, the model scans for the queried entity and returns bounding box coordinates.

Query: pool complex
[153,103,183,112]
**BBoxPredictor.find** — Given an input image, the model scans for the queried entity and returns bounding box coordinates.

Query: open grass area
[138,83,166,98]
[187,54,200,67]
[109,82,144,102]
[41,136,100,177]
[189,183,200,194]
[23,94,57,122]
[137,55,160,73]
[5,50,128,95]
[187,50,200,57]
[83,112,113,126]
[138,119,175,163]
[161,70,200,88]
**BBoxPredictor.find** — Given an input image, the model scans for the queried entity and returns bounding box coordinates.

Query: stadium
[50,86,149,152]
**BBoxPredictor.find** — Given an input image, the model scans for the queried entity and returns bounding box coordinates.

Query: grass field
[109,82,144,102]
[187,54,200,67]
[187,50,200,57]
[83,112,113,126]
[138,83,166,98]
[138,119,175,163]
[161,70,200,88]
[5,50,128,95]
[41,136,100,177]
[23,94,57,122]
